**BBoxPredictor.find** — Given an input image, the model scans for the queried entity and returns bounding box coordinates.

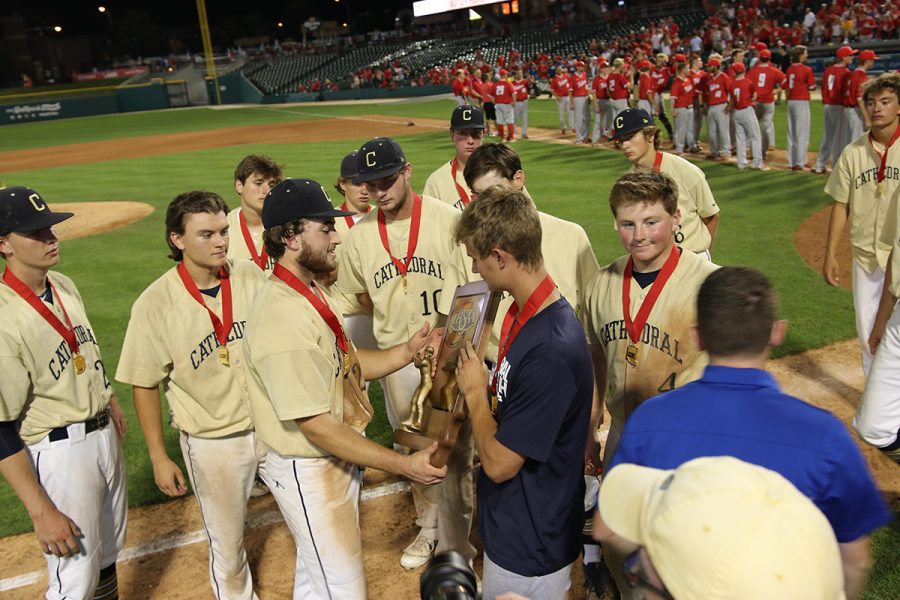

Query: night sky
[2,1,417,36]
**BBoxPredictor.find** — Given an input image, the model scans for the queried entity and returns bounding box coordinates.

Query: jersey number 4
[657,372,676,393]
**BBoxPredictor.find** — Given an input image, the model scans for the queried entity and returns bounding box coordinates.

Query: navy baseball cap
[612,108,653,140]
[340,151,359,179]
[354,137,407,184]
[0,186,73,235]
[262,178,353,229]
[450,104,486,130]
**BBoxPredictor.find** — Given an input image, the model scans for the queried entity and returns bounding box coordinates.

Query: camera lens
[420,551,479,600]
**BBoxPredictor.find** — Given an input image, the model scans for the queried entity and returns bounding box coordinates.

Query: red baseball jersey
[821,64,850,105]
[651,66,670,91]
[746,64,785,103]
[844,68,868,108]
[481,80,496,103]
[591,74,609,99]
[670,76,696,108]
[551,74,571,98]
[705,72,732,106]
[729,78,756,110]
[513,79,529,101]
[785,63,816,101]
[726,63,745,78]
[570,72,590,97]
[452,79,468,97]
[607,72,631,100]
[493,79,515,104]
[638,73,655,100]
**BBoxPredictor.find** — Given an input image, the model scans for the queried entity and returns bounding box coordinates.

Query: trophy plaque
[394,280,501,467]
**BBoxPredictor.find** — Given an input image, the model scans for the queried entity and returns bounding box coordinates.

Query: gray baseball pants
[787,100,811,167]
[734,106,763,168]
[707,104,731,156]
[815,104,846,170]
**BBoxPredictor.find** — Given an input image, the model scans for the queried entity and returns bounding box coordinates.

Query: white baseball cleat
[400,530,438,569]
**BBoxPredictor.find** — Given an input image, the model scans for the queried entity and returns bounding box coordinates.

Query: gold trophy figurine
[400,346,435,433]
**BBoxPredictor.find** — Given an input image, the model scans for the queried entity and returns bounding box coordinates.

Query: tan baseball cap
[599,456,845,600]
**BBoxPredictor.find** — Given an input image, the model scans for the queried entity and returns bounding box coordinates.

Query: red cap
[859,49,879,61]
[707,58,721,67]
[598,58,609,67]
[836,46,858,58]
[673,53,687,62]
[732,63,746,74]
[575,60,585,68]
[756,42,768,50]
[499,68,509,76]
[758,49,772,59]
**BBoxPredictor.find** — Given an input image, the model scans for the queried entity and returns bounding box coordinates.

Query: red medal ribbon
[450,159,471,206]
[492,274,557,394]
[868,124,900,184]
[377,192,423,280]
[177,262,234,349]
[2,268,81,357]
[340,202,357,230]
[272,263,348,353]
[622,246,682,343]
[653,151,664,173]
[238,210,269,270]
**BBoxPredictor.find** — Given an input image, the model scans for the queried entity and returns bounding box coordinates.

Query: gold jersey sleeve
[422,160,472,212]
[226,208,275,271]
[0,272,113,444]
[243,276,346,458]
[659,152,720,253]
[331,211,368,316]
[116,260,265,438]
[583,251,718,432]
[438,210,601,363]
[879,188,900,298]
[336,196,468,348]
[825,135,898,274]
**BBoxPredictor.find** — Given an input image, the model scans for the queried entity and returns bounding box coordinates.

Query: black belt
[48,408,111,442]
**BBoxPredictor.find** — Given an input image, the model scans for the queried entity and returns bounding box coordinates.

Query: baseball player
[669,59,696,154]
[726,48,747,154]
[337,138,469,569]
[650,54,674,142]
[551,65,574,134]
[612,108,721,259]
[570,60,591,144]
[228,154,284,271]
[422,105,485,212]
[688,56,707,154]
[748,49,785,157]
[785,45,817,170]
[590,59,611,144]
[513,69,531,139]
[824,72,900,376]
[492,70,516,142]
[728,63,766,170]
[454,186,593,600]
[815,47,856,174]
[581,170,718,468]
[480,71,497,138]
[845,49,879,142]
[452,69,469,106]
[607,58,632,123]
[704,57,732,159]
[635,60,656,118]
[117,191,268,600]
[0,187,127,600]
[243,178,446,599]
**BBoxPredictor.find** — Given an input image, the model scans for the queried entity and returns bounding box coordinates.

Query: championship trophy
[394,281,501,467]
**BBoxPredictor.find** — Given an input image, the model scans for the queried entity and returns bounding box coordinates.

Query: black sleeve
[0,421,24,461]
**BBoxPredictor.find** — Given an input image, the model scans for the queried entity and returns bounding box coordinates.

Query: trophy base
[393,428,435,452]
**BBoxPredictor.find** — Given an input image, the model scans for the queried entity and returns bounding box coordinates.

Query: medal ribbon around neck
[653,150,664,172]
[273,263,348,354]
[492,274,557,394]
[377,192,423,283]
[239,210,269,270]
[340,202,358,230]
[450,159,471,207]
[868,124,900,187]
[3,267,85,371]
[177,262,234,359]
[622,246,681,344]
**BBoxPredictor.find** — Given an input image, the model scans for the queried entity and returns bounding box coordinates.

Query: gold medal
[73,353,86,375]
[218,346,230,367]
[402,276,408,292]
[878,181,885,195]
[626,343,639,368]
[489,394,499,416]
[342,352,350,375]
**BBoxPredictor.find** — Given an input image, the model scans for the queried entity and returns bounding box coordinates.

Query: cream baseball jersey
[644,152,720,253]
[439,209,600,363]
[337,195,467,348]
[582,250,717,432]
[422,160,473,211]
[0,272,113,444]
[116,259,266,438]
[227,207,275,271]
[243,275,348,458]
[331,208,370,316]
[878,187,900,297]
[825,135,899,274]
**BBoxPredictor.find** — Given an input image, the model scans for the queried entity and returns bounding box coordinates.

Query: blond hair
[862,71,900,103]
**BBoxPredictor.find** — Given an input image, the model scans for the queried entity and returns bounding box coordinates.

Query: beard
[297,239,334,274]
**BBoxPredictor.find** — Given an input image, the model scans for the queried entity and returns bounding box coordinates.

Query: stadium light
[53,25,62,33]
[98,6,107,13]
[277,22,284,27]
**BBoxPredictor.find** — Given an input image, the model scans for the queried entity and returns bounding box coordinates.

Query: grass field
[0,97,896,597]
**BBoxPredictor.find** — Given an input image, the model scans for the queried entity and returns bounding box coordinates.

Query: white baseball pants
[852,261,884,376]
[855,299,900,448]
[27,423,127,600]
[787,100,811,167]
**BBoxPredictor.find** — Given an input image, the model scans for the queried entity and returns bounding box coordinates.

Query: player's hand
[584,438,601,476]
[823,256,841,286]
[152,456,188,497]
[108,396,127,441]
[33,505,82,557]
[869,320,888,354]
[404,442,447,485]
[455,342,488,407]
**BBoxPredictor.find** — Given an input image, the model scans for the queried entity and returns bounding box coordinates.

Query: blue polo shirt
[477,299,593,576]
[611,365,892,543]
